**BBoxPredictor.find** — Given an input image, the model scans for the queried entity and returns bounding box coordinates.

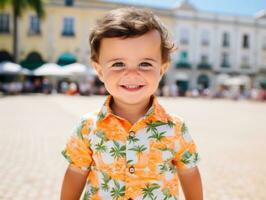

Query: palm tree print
[95,139,107,153]
[147,120,174,131]
[142,183,160,200]
[146,120,173,141]
[181,151,192,164]
[61,150,72,164]
[128,134,139,144]
[82,191,90,200]
[148,131,166,141]
[162,188,178,200]
[90,186,99,195]
[96,130,108,141]
[159,162,168,174]
[110,180,125,199]
[181,122,188,135]
[100,171,111,191]
[194,152,199,163]
[76,124,84,140]
[129,144,147,154]
[83,186,99,199]
[110,141,126,159]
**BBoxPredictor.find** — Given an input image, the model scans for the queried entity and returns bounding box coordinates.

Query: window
[65,0,74,6]
[201,55,208,64]
[201,30,209,46]
[62,17,75,36]
[241,55,249,68]
[242,34,249,49]
[198,55,211,69]
[180,28,189,45]
[222,32,230,47]
[221,53,230,67]
[179,51,188,63]
[29,15,40,34]
[0,13,10,33]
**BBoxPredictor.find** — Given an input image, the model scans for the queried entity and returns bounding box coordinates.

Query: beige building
[1,0,266,93]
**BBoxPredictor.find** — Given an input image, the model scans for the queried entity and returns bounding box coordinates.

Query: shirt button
[128,198,133,200]
[129,165,135,174]
[129,131,135,137]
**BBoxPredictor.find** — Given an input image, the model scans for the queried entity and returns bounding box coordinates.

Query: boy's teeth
[125,85,140,89]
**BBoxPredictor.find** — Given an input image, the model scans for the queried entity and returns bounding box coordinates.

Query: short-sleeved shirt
[62,95,200,200]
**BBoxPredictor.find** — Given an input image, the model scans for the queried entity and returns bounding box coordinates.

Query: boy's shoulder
[166,112,186,127]
[79,110,98,124]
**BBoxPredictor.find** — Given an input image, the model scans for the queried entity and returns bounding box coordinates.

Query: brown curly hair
[89,7,176,64]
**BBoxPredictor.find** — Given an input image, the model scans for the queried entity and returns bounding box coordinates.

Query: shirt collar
[96,95,171,123]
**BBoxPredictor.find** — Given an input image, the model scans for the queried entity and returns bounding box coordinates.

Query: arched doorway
[20,51,45,70]
[0,51,14,62]
[175,72,189,96]
[57,52,77,66]
[197,74,210,90]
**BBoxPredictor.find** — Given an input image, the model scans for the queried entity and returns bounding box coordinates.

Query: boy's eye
[139,62,152,68]
[112,62,125,68]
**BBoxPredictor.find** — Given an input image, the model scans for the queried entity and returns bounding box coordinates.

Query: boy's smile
[92,30,169,106]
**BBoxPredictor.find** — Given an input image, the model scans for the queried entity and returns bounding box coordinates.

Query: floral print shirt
[62,95,200,200]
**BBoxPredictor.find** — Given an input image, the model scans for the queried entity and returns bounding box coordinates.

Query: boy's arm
[177,166,203,200]
[60,165,90,200]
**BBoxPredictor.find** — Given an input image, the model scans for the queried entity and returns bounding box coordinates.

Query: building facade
[1,0,266,93]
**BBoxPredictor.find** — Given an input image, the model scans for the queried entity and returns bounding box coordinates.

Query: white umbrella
[175,72,189,81]
[34,63,69,76]
[87,66,97,76]
[20,68,32,75]
[62,63,87,75]
[224,77,246,86]
[217,73,230,85]
[0,62,22,74]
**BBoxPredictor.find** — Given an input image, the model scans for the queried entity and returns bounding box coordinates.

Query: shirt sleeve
[61,115,94,171]
[173,118,200,169]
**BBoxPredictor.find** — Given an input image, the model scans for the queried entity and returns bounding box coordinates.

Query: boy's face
[92,30,169,105]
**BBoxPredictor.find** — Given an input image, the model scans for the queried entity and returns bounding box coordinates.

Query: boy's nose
[124,66,141,75]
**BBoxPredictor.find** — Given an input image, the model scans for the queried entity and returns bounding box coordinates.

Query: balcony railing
[176,62,191,69]
[62,31,75,37]
[240,64,250,69]
[197,63,212,70]
[220,63,230,68]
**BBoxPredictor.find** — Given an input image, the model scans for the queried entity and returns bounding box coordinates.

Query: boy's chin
[113,94,152,105]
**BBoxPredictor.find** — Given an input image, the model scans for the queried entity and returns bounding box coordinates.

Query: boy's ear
[91,61,104,82]
[160,62,170,77]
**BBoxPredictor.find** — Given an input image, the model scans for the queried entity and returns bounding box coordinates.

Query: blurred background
[0,0,266,200]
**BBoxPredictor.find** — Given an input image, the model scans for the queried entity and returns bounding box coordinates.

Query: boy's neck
[110,96,153,125]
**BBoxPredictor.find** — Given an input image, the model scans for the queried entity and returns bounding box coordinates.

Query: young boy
[61,7,203,200]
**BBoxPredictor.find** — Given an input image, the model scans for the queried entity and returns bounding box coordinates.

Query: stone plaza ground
[0,94,266,200]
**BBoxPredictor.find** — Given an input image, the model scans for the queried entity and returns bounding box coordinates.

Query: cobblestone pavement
[0,94,266,200]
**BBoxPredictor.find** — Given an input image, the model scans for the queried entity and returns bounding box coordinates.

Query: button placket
[127,131,136,176]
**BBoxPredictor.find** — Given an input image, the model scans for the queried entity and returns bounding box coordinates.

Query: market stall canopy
[86,66,97,76]
[61,63,87,75]
[21,68,32,75]
[33,63,69,76]
[175,72,189,81]
[0,62,22,74]
[224,75,251,86]
[217,73,230,84]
